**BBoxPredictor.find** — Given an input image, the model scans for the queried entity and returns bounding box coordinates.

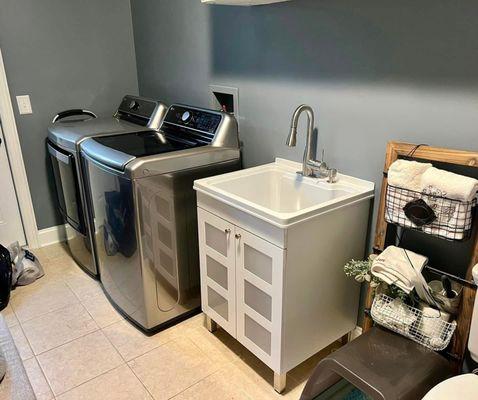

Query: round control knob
[181,111,192,124]
[129,100,139,110]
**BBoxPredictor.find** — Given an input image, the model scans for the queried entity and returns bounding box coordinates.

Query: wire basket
[371,294,457,351]
[385,184,476,241]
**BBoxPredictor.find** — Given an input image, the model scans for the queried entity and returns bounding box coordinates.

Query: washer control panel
[163,105,223,135]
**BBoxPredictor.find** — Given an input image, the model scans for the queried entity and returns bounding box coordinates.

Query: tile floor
[1,242,342,400]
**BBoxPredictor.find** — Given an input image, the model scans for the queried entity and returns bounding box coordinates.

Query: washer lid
[92,130,194,157]
[422,374,478,400]
[80,130,198,171]
[81,136,136,171]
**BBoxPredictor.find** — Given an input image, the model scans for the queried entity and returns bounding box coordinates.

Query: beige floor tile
[42,256,83,282]
[128,337,220,400]
[185,325,245,366]
[64,273,103,301]
[170,363,254,400]
[40,242,70,261]
[1,304,19,327]
[172,360,304,400]
[174,313,206,332]
[229,350,311,399]
[9,324,33,361]
[23,357,54,400]
[32,247,50,264]
[37,330,124,396]
[10,280,79,322]
[81,293,123,328]
[102,319,171,361]
[56,365,152,400]
[158,313,213,342]
[22,303,99,355]
[5,248,322,400]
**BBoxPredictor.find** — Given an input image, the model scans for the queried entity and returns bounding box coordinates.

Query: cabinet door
[235,227,284,370]
[197,208,236,336]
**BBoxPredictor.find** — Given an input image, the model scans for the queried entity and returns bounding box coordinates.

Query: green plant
[386,284,410,303]
[343,258,380,287]
[344,257,410,302]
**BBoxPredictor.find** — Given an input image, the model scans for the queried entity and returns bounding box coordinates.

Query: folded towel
[422,226,464,241]
[421,200,471,240]
[372,246,439,306]
[420,167,478,202]
[371,245,428,294]
[388,160,433,192]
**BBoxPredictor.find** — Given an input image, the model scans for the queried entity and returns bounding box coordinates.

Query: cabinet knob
[235,233,241,239]
[224,228,231,234]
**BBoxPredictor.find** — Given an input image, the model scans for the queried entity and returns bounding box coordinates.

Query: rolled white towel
[420,167,478,202]
[388,160,433,192]
[371,245,428,294]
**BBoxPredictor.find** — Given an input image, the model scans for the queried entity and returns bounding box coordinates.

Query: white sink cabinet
[193,158,374,392]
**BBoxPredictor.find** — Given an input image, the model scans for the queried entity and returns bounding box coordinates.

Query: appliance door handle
[52,109,97,123]
[47,143,70,165]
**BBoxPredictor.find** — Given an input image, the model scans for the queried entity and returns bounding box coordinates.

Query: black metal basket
[385,184,476,241]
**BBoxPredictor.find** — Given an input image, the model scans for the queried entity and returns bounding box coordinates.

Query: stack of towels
[371,245,437,306]
[387,159,478,239]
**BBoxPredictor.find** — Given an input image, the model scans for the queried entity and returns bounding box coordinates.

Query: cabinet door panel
[244,280,272,321]
[197,208,236,336]
[235,227,284,369]
[244,243,273,284]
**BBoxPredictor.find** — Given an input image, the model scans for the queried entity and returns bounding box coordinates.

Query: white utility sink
[194,157,374,388]
[194,158,375,227]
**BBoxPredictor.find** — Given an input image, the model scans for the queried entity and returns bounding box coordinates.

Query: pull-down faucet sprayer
[286,104,328,178]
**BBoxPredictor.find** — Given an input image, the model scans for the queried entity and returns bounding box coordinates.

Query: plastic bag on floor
[8,242,44,286]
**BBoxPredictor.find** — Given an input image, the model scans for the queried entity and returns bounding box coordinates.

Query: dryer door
[47,141,85,233]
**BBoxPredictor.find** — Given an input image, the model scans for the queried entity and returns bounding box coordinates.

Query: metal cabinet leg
[341,333,349,345]
[274,372,286,393]
[205,315,217,333]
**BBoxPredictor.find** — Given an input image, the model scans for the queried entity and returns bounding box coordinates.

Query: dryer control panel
[116,95,167,129]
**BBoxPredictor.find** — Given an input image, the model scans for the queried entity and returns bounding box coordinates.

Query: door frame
[0,48,39,248]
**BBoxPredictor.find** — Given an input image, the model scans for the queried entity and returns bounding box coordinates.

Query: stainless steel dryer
[80,104,241,332]
[47,95,168,277]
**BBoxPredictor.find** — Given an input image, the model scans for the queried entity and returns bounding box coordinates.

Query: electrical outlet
[16,95,33,115]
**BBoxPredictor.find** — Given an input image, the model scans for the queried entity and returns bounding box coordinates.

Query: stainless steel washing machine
[80,104,241,332]
[47,95,168,277]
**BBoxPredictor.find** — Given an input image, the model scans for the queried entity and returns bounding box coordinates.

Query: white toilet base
[422,374,478,400]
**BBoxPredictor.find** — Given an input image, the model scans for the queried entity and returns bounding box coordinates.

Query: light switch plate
[16,95,33,115]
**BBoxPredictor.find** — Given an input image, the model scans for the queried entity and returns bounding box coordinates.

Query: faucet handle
[307,159,329,178]
[307,159,323,169]
[327,168,338,183]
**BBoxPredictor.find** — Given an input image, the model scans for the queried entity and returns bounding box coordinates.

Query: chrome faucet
[286,104,328,178]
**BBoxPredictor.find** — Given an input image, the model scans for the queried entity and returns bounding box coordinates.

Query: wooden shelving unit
[362,141,478,372]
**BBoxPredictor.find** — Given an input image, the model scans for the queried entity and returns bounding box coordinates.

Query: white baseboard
[350,326,363,341]
[37,224,74,247]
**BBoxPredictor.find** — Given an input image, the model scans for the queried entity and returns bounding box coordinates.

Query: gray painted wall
[131,0,478,323]
[131,0,478,189]
[0,0,139,230]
